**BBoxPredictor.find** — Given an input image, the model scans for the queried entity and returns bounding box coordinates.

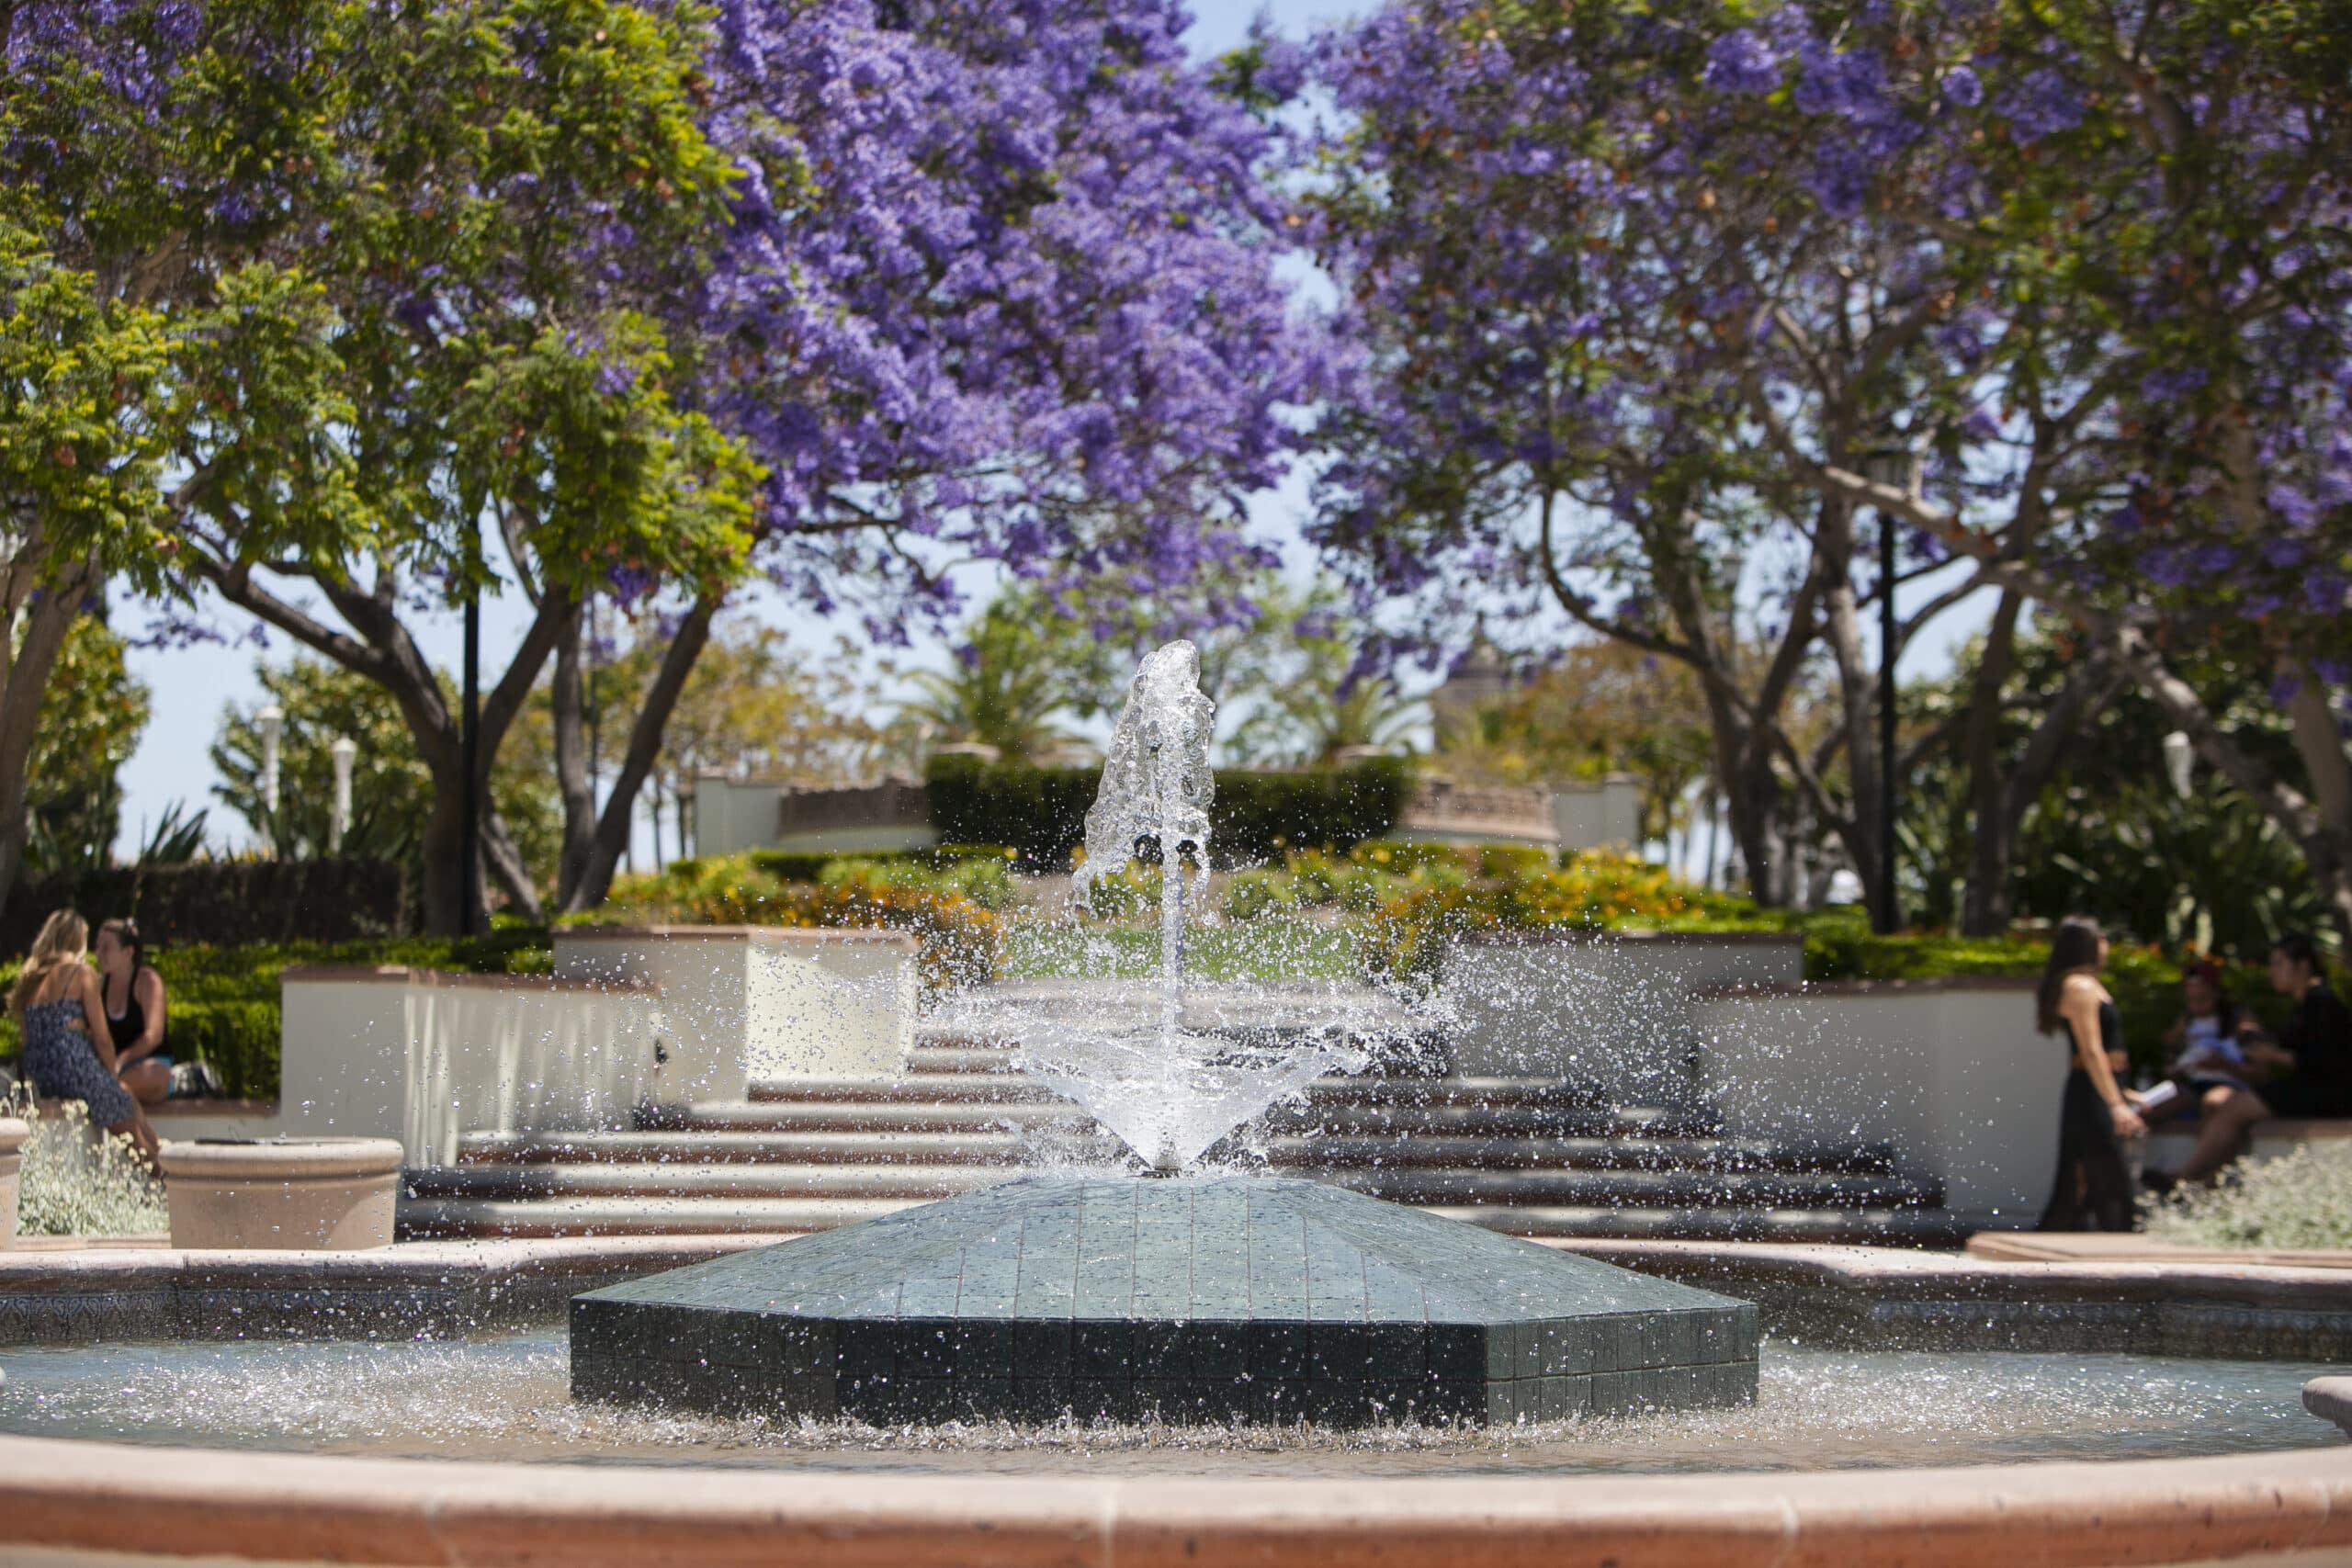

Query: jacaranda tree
[1306,0,2352,936]
[533,0,1324,911]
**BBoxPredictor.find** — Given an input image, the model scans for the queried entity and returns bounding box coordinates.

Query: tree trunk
[198,554,567,934]
[558,596,718,913]
[0,547,98,910]
[1819,558,1890,930]
[1960,591,2024,936]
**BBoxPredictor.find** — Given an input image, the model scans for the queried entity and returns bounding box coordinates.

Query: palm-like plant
[899,600,1077,764]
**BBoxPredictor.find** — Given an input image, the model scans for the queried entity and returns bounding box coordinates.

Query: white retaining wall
[159,968,662,1166]
[158,928,921,1166]
[1695,979,2064,1227]
[1441,932,1804,1108]
[553,926,917,1096]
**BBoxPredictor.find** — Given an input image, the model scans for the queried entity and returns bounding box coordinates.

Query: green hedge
[0,928,551,1101]
[744,845,1012,882]
[923,755,1411,869]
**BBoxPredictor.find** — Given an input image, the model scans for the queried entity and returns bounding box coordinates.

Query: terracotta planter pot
[157,1137,403,1251]
[0,1116,26,1249]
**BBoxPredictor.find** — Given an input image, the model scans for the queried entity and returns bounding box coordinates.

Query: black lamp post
[458,515,482,939]
[1861,442,1919,936]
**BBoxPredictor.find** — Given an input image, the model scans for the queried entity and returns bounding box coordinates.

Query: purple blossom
[1994,66,2086,144]
[1704,30,1781,95]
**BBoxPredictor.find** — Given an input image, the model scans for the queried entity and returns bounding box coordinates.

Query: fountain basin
[157,1137,403,1251]
[0,1435,2345,1567]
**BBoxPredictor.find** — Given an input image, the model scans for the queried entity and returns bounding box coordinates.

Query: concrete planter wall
[555,926,919,1097]
[157,1137,403,1250]
[0,1116,25,1249]
[1694,977,2064,1227]
[1440,931,1804,1109]
[154,967,662,1165]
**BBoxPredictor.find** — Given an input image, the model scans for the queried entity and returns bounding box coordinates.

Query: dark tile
[1539,1317,1592,1377]
[1072,1320,1133,1381]
[1008,1377,1074,1424]
[1187,1323,1251,1382]
[1133,1320,1188,1380]
[898,1320,958,1380]
[834,1319,898,1383]
[956,1319,1018,1372]
[1012,1318,1072,1379]
[1427,1323,1487,1382]
[1250,1321,1313,1381]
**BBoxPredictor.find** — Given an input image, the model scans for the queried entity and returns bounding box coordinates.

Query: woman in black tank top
[2035,917,2143,1231]
[94,918,171,1106]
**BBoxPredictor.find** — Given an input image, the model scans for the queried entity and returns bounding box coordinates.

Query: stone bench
[2146,1114,2352,1174]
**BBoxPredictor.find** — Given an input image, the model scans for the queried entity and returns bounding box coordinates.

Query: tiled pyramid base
[572,1176,1759,1426]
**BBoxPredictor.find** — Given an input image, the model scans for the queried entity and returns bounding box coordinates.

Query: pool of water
[0,1331,2337,1474]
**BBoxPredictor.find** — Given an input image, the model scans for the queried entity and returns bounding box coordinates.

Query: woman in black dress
[2036,916,2143,1231]
[94,918,171,1105]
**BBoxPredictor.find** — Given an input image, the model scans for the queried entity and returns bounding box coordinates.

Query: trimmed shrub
[1363,852,1751,982]
[588,855,1002,991]
[747,845,1012,883]
[0,929,555,1101]
[2143,1142,2352,1250]
[924,755,1410,869]
[1,858,413,952]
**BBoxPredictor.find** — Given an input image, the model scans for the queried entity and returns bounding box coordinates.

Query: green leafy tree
[1439,640,1715,847]
[11,0,761,933]
[516,617,910,878]
[211,660,560,901]
[22,613,151,874]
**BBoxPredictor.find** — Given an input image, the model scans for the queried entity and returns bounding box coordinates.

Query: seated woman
[2168,933,2352,1185]
[94,918,171,1105]
[8,909,160,1164]
[2137,961,2252,1127]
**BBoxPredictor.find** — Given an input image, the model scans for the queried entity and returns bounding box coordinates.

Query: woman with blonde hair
[9,909,158,1162]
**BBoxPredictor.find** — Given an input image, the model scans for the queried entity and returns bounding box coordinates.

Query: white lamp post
[2161,730,2195,801]
[257,704,285,855]
[329,735,358,853]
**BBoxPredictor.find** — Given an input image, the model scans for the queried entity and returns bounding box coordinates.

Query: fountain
[569,643,1760,1425]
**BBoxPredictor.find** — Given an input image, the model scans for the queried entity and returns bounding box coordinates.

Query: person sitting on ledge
[2164,932,2352,1186]
[8,909,160,1164]
[95,918,172,1106]
[2137,960,2253,1132]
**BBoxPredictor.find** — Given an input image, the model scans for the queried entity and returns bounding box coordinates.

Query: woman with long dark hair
[2036,916,2142,1230]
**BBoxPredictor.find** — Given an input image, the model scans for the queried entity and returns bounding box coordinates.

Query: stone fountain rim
[0,1432,2343,1568]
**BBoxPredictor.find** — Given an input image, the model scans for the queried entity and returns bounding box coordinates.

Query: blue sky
[107,0,1989,861]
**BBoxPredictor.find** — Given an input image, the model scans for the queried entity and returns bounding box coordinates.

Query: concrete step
[649,1100,1094,1134]
[397,1192,1962,1246]
[741,1077,1068,1106]
[460,1129,1127,1167]
[405,1159,1931,1210]
[460,1127,1893,1177]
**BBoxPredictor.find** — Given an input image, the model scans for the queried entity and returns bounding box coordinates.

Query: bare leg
[119,1060,170,1106]
[107,1105,161,1168]
[2177,1086,2269,1185]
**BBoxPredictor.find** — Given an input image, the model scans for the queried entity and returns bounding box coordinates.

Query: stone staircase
[399,1027,1965,1245]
